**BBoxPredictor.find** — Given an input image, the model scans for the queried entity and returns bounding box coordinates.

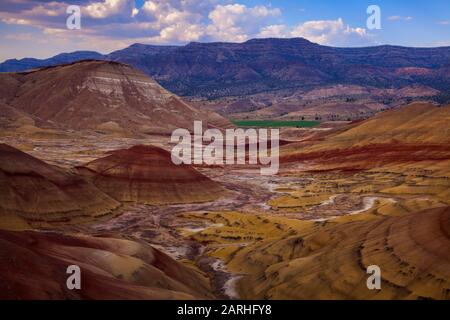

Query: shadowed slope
[231,206,450,300]
[0,144,120,227]
[0,230,214,299]
[78,145,225,204]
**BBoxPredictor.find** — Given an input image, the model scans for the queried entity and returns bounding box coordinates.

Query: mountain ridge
[2,37,450,100]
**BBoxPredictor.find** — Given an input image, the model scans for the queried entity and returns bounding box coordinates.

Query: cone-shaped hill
[77,145,224,204]
[0,144,120,227]
[0,60,229,134]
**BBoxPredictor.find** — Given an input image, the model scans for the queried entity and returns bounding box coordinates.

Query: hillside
[77,145,225,205]
[281,103,450,170]
[229,206,450,300]
[0,60,229,134]
[0,144,120,228]
[0,229,214,299]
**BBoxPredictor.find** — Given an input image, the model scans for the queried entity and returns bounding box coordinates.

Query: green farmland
[231,120,320,128]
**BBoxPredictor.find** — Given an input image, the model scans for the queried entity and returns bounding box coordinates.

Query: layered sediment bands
[78,145,224,204]
[0,144,120,225]
[281,143,450,171]
[232,206,450,300]
[0,60,229,133]
[280,103,450,170]
[0,230,214,299]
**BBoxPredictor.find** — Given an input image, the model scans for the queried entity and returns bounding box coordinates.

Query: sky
[0,0,449,61]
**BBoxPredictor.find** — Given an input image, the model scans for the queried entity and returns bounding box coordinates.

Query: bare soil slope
[231,206,450,299]
[0,60,229,134]
[281,103,450,170]
[78,145,225,204]
[0,230,214,299]
[0,144,120,227]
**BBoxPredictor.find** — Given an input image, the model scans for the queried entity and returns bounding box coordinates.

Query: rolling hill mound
[231,206,450,300]
[0,144,120,228]
[77,145,225,205]
[281,103,450,170]
[0,230,214,299]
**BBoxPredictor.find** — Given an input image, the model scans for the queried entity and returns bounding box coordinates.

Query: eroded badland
[0,61,449,300]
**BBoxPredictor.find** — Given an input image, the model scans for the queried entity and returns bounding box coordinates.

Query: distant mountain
[0,60,229,133]
[1,38,450,99]
[0,51,104,72]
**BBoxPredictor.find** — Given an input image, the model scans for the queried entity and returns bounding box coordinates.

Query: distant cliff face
[1,38,450,99]
[0,51,104,72]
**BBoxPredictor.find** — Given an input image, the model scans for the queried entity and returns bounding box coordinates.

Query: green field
[231,120,320,128]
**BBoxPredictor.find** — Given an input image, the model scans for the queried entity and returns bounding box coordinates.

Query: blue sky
[0,0,449,61]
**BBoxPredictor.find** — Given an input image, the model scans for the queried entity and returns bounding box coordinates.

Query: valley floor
[1,131,449,300]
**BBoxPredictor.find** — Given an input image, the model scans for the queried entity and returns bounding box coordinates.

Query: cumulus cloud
[205,4,281,42]
[135,0,209,42]
[290,18,370,46]
[0,0,285,44]
[258,24,289,38]
[257,18,372,47]
[85,0,134,19]
[0,0,374,60]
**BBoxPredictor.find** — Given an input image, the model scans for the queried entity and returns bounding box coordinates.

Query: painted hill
[0,230,214,299]
[281,103,450,170]
[309,102,450,147]
[0,60,229,134]
[232,206,450,300]
[0,144,120,228]
[77,145,224,204]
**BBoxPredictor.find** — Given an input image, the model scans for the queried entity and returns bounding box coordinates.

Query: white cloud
[0,0,375,60]
[290,18,369,46]
[204,4,280,42]
[1,17,31,25]
[388,15,413,21]
[85,0,132,19]
[258,24,289,38]
[388,15,401,21]
[257,18,372,47]
[434,40,450,47]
